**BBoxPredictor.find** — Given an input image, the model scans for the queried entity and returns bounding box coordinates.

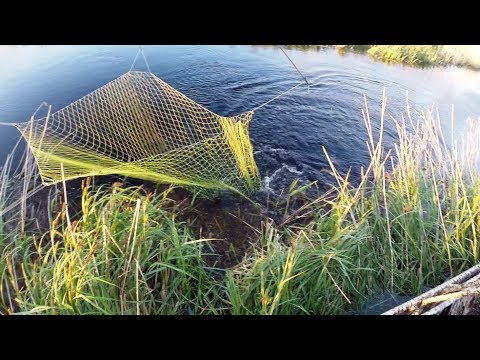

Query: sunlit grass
[224,93,480,314]
[2,179,226,315]
[366,45,444,66]
[1,94,479,314]
[342,45,480,69]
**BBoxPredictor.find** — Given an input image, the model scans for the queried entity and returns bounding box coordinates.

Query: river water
[1,45,479,193]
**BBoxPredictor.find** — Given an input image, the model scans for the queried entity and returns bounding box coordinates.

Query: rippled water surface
[1,45,479,192]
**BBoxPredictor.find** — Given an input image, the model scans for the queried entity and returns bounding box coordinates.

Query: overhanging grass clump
[341,45,480,69]
[366,45,444,66]
[1,94,479,315]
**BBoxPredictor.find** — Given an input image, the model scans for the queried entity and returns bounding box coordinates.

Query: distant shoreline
[280,45,480,70]
[335,45,480,70]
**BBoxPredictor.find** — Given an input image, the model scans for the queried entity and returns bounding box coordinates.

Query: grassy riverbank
[339,45,480,69]
[280,45,480,70]
[1,97,479,314]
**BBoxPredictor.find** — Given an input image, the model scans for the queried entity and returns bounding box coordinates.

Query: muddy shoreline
[6,174,320,270]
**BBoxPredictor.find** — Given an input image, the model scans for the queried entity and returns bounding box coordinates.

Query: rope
[250,46,312,113]
[32,101,49,118]
[129,45,152,73]
[251,81,305,112]
[132,45,312,115]
[129,49,141,72]
[140,45,152,73]
[0,102,50,127]
[280,47,310,85]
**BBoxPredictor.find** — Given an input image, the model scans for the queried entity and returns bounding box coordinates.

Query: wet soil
[177,192,263,269]
[6,176,275,271]
[1,168,339,280]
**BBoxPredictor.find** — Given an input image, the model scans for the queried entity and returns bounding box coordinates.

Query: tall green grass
[3,180,228,315]
[225,94,480,314]
[0,155,10,314]
[1,95,479,314]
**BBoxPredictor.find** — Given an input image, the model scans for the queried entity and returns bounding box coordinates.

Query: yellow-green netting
[14,71,261,195]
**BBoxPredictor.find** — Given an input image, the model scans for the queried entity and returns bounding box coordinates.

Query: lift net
[14,71,260,195]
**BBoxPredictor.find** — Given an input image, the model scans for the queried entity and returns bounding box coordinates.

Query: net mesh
[14,71,260,195]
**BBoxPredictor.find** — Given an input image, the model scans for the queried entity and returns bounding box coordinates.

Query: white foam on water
[261,164,304,194]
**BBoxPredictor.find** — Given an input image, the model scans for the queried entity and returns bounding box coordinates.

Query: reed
[345,45,480,69]
[225,93,480,314]
[1,94,479,314]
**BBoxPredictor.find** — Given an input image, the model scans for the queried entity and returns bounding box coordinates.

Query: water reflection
[0,45,479,194]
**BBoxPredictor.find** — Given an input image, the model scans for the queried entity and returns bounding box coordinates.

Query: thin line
[280,47,310,85]
[4,101,51,126]
[251,81,305,112]
[140,45,152,73]
[129,46,152,73]
[129,48,141,72]
[32,101,49,118]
